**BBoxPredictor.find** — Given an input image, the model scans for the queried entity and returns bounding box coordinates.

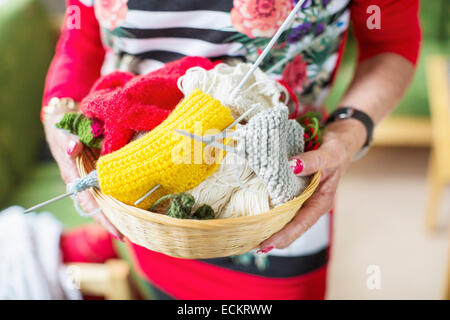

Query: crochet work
[81,56,216,155]
[96,89,234,209]
[178,63,288,120]
[56,113,102,149]
[234,105,305,206]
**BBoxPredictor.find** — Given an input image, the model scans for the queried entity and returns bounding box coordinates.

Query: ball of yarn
[151,192,215,220]
[193,205,216,220]
[151,192,195,219]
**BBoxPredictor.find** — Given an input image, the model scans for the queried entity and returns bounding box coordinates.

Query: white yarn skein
[188,151,272,219]
[178,63,288,121]
[219,175,271,219]
[188,152,254,215]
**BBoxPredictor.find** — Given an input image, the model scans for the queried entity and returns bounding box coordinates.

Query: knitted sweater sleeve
[350,0,422,66]
[42,0,105,119]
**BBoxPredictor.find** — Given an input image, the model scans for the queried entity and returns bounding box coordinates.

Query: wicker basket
[76,148,321,259]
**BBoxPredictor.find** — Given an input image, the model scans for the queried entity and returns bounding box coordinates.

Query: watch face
[336,107,353,120]
[329,107,374,161]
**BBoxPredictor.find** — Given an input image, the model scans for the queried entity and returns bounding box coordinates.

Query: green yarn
[56,113,102,149]
[193,204,215,220]
[150,192,215,220]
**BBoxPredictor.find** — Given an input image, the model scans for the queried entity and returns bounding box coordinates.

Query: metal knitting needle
[202,104,259,151]
[174,129,237,144]
[201,0,306,151]
[225,104,259,131]
[24,191,76,213]
[175,130,237,153]
[230,0,306,99]
[123,0,306,205]
[200,0,305,151]
[134,184,162,206]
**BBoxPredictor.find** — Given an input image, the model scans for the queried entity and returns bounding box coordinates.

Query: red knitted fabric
[80,56,216,154]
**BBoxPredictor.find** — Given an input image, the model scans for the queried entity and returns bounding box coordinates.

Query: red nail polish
[293,159,304,175]
[257,246,274,254]
[67,141,76,156]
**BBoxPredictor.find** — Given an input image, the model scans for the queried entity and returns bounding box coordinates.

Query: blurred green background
[325,0,450,116]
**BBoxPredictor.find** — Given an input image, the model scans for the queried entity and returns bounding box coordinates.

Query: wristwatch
[325,107,374,160]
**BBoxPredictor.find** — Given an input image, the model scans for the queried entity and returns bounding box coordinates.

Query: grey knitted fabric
[286,117,305,158]
[235,105,305,206]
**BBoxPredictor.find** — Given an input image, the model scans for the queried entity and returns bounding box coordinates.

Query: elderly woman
[42,0,421,299]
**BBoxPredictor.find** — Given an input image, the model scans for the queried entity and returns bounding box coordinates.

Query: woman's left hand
[258,118,367,252]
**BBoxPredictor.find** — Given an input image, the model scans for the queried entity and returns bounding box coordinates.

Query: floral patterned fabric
[227,0,350,111]
[91,0,350,115]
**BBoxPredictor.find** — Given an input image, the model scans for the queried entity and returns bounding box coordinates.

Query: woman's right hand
[43,115,124,240]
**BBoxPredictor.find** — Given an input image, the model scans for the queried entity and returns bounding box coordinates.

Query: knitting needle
[174,129,236,144]
[24,191,76,213]
[174,129,217,144]
[225,104,259,131]
[230,0,306,99]
[202,104,259,151]
[199,0,306,151]
[134,184,162,206]
[175,130,237,153]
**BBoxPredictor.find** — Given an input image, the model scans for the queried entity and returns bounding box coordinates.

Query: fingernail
[256,246,274,254]
[293,159,304,175]
[67,140,77,156]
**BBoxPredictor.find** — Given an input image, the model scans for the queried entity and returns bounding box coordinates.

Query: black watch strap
[325,107,374,156]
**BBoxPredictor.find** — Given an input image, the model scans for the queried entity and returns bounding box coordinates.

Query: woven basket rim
[76,148,321,230]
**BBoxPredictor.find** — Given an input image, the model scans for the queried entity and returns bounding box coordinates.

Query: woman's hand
[258,118,367,252]
[258,54,416,252]
[43,115,124,240]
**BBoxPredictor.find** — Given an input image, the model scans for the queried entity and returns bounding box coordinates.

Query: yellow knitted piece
[97,89,234,209]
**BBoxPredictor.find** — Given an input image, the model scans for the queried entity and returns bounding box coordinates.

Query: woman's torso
[86,0,349,298]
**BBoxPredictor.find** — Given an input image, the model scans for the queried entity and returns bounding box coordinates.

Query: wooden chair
[425,56,450,300]
[445,231,450,300]
[66,259,137,300]
[424,56,450,231]
[372,116,432,147]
